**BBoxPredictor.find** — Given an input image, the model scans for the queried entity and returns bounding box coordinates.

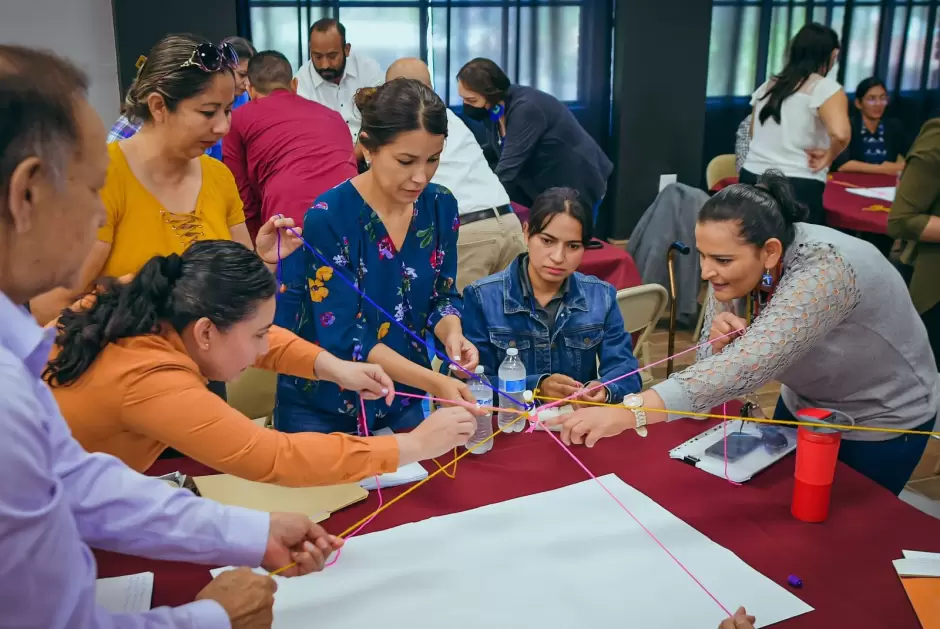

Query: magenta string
[722,403,741,486]
[325,396,383,568]
[536,424,732,616]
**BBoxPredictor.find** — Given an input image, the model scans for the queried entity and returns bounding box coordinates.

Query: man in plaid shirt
[106,113,141,143]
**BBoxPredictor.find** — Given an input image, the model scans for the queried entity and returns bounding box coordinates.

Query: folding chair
[226,367,277,427]
[616,284,669,386]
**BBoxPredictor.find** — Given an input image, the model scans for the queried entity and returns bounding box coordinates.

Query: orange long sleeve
[119,361,399,485]
[255,325,323,379]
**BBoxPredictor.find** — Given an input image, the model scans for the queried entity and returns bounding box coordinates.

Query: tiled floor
[639,324,940,519]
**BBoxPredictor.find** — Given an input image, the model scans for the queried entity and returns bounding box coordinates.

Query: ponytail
[44,240,275,387]
[698,170,807,250]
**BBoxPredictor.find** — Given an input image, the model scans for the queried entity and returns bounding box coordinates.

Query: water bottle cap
[506,348,518,356]
[474,365,485,374]
[523,390,533,402]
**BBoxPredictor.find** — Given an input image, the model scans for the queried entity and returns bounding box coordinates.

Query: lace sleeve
[694,285,738,362]
[653,243,861,417]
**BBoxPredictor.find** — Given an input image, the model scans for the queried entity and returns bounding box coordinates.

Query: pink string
[537,425,733,616]
[722,403,742,486]
[526,328,742,433]
[325,396,383,568]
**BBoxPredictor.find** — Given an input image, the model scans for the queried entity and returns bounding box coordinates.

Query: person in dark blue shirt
[462,187,642,408]
[834,76,908,175]
[274,78,480,434]
[456,58,613,225]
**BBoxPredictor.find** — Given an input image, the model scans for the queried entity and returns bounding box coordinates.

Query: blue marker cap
[787,575,803,588]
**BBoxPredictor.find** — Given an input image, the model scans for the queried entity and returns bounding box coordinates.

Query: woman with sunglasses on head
[551,172,938,495]
[461,187,642,409]
[47,240,479,486]
[741,23,851,225]
[30,34,302,329]
[274,78,481,435]
[833,77,908,176]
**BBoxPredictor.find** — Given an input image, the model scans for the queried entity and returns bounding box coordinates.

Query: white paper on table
[903,550,940,561]
[215,474,811,628]
[846,186,896,202]
[894,558,940,577]
[95,572,154,613]
[359,428,428,491]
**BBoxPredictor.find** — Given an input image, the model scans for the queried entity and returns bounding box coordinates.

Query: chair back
[227,367,277,424]
[705,154,737,190]
[616,284,668,354]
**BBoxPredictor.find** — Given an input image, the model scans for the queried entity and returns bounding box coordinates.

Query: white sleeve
[750,81,769,107]
[809,75,842,109]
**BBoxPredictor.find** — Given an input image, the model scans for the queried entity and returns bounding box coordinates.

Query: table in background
[711,173,893,236]
[510,202,641,290]
[96,406,940,628]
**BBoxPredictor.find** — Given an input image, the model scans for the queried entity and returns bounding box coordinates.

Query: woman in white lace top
[552,172,938,494]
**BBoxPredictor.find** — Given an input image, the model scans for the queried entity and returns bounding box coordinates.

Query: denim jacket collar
[501,255,588,316]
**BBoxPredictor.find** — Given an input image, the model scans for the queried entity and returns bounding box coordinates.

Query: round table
[96,407,940,628]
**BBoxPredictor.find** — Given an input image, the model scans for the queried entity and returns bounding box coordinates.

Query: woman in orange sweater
[45,240,479,486]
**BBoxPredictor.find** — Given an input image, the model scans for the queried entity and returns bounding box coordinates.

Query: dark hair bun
[354,86,378,111]
[756,170,810,224]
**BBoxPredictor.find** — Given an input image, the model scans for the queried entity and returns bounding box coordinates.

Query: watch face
[624,394,643,409]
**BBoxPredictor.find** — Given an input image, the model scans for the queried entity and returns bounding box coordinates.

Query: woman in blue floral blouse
[274,78,479,434]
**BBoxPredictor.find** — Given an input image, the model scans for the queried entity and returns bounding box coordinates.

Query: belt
[460,204,513,227]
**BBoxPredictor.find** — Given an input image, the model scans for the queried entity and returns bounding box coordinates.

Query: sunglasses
[180,42,239,73]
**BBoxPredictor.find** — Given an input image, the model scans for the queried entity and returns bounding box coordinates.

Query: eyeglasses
[862,96,889,105]
[180,42,239,73]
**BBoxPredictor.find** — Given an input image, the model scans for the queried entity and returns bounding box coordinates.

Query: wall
[607,0,713,240]
[111,0,237,97]
[0,0,121,124]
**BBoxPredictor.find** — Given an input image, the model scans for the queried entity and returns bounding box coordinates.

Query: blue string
[277,225,526,409]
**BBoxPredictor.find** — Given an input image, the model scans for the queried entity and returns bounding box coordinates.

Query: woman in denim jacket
[462,188,642,406]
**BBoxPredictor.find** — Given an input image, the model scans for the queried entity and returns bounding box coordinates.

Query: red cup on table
[791,408,846,523]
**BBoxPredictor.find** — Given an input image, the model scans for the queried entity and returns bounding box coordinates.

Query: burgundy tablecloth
[510,202,641,290]
[822,172,894,235]
[97,406,940,628]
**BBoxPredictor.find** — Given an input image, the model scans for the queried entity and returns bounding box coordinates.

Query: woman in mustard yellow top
[46,240,480,486]
[31,33,301,324]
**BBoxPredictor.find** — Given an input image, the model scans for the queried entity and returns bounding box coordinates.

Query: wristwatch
[623,394,648,438]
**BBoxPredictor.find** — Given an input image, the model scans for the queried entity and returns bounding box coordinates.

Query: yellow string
[532,395,940,438]
[269,411,530,576]
[431,448,459,479]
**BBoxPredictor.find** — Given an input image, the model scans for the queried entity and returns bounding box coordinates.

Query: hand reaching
[255,214,304,264]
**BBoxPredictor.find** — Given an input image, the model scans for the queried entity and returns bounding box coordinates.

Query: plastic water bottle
[498,348,526,433]
[466,366,494,454]
[421,393,432,419]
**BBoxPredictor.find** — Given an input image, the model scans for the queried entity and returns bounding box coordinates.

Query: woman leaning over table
[274,78,479,435]
[888,118,940,368]
[46,240,480,486]
[30,33,302,325]
[551,172,939,495]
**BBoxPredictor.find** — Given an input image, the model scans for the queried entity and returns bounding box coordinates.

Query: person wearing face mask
[295,18,384,144]
[742,23,851,225]
[30,34,302,330]
[550,172,939,496]
[833,77,908,175]
[48,240,479,486]
[462,188,641,408]
[274,78,483,435]
[456,58,613,224]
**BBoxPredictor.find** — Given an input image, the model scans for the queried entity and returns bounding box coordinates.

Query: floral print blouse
[274,180,462,434]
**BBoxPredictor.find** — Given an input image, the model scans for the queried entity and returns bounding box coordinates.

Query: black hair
[309,18,346,47]
[854,76,886,102]
[526,187,592,245]
[0,45,89,218]
[759,23,840,125]
[222,36,256,61]
[698,171,809,250]
[247,50,293,94]
[456,58,511,105]
[124,33,234,123]
[354,78,447,151]
[44,240,275,388]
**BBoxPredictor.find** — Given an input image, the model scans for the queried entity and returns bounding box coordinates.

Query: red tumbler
[791,408,843,523]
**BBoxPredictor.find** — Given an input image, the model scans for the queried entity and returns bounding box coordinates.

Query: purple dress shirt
[0,291,270,628]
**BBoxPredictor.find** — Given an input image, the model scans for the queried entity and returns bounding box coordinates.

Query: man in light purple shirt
[0,45,342,629]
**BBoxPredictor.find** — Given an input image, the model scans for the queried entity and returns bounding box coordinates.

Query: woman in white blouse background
[741,23,851,225]
[550,173,939,496]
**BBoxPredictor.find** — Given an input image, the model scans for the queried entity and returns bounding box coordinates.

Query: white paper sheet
[217,475,811,628]
[95,572,154,613]
[846,186,896,202]
[894,558,940,577]
[903,550,940,561]
[359,428,428,490]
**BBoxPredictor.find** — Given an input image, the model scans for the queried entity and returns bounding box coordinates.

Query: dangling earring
[760,268,774,289]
